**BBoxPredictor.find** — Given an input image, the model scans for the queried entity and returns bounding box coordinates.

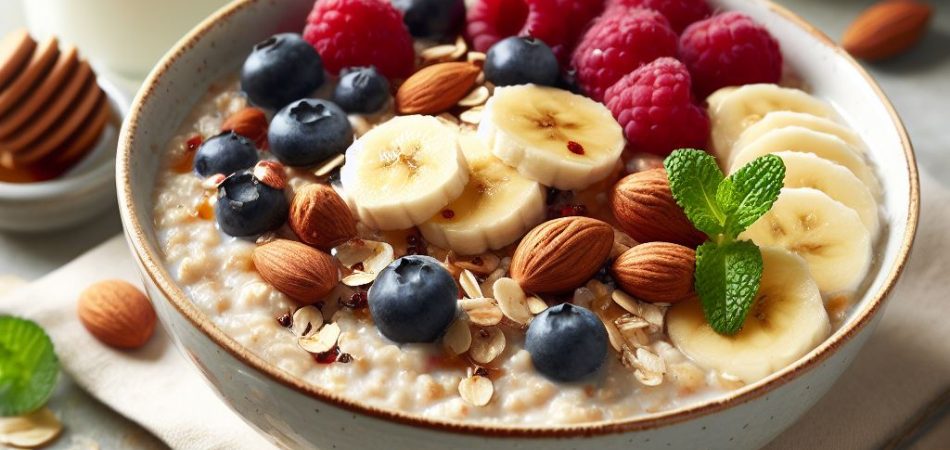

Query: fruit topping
[395,62,481,115]
[667,247,830,383]
[480,85,624,190]
[215,169,289,237]
[603,57,709,156]
[333,66,391,114]
[525,303,607,382]
[392,0,466,40]
[509,216,613,294]
[606,0,711,33]
[609,168,706,247]
[304,0,415,79]
[268,99,353,167]
[368,255,459,343]
[192,131,259,178]
[253,239,339,304]
[221,107,269,148]
[340,115,469,230]
[240,33,325,110]
[289,183,358,251]
[417,134,545,255]
[571,8,677,102]
[484,36,559,87]
[679,12,782,98]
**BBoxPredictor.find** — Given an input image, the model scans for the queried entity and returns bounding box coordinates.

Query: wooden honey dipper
[0,29,113,182]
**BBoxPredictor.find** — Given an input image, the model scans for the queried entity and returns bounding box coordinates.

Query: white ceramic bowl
[0,78,129,232]
[117,1,919,448]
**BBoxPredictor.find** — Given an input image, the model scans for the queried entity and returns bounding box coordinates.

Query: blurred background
[0,0,947,448]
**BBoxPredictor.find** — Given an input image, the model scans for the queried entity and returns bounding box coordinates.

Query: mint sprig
[664,149,785,335]
[0,316,59,416]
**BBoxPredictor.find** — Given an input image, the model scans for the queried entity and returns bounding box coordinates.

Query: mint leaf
[694,240,763,335]
[663,149,727,236]
[723,154,785,236]
[0,316,59,416]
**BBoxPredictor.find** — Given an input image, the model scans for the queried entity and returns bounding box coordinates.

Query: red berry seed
[441,209,455,219]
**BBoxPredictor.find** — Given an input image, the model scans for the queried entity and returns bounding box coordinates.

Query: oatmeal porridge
[151,0,882,425]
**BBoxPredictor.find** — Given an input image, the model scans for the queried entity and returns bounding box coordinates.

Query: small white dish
[0,78,129,232]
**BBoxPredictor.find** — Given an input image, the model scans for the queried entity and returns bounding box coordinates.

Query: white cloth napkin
[0,238,274,450]
[2,174,949,450]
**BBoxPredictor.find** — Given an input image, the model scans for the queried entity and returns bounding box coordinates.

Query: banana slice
[418,133,546,255]
[667,247,831,383]
[733,111,865,156]
[729,126,879,195]
[478,85,624,190]
[740,187,872,294]
[773,151,880,239]
[708,84,836,162]
[340,115,469,230]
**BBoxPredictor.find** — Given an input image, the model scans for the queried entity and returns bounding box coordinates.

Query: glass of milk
[21,0,230,82]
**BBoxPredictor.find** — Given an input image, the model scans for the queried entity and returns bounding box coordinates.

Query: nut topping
[609,169,705,247]
[492,277,533,325]
[252,160,287,190]
[395,62,481,115]
[510,217,613,293]
[253,239,339,304]
[443,317,472,355]
[298,322,340,354]
[459,297,503,326]
[468,326,506,364]
[459,269,483,299]
[611,242,696,304]
[291,306,323,338]
[458,375,493,406]
[290,184,357,250]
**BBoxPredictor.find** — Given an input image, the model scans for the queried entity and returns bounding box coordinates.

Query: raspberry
[606,0,711,33]
[571,9,677,101]
[604,57,710,156]
[304,0,415,79]
[466,0,604,63]
[679,12,782,98]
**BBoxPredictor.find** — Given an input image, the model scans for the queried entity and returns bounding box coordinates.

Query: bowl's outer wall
[119,0,914,448]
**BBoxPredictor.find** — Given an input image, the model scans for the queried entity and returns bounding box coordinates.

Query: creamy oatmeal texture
[152,80,742,424]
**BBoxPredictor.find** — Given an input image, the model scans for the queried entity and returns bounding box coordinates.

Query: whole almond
[289,184,357,250]
[611,242,696,304]
[253,239,339,304]
[510,217,613,293]
[842,0,932,61]
[395,62,481,114]
[221,107,268,147]
[610,168,705,247]
[78,280,157,349]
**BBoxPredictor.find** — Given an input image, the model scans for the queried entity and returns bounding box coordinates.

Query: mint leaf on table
[723,154,786,236]
[664,149,784,335]
[0,316,59,416]
[663,149,727,237]
[694,240,763,335]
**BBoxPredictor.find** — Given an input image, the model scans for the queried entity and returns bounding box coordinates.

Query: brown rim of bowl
[117,0,920,439]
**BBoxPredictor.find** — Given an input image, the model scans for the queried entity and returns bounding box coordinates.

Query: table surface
[1,0,947,449]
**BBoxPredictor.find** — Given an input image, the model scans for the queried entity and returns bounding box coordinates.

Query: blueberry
[391,0,465,40]
[333,67,390,114]
[484,37,560,87]
[215,170,289,237]
[268,99,353,167]
[525,303,607,382]
[368,255,458,343]
[240,33,325,110]
[193,131,259,177]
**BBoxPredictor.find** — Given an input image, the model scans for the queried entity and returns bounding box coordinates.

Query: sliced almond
[635,369,664,387]
[479,267,506,294]
[314,154,346,178]
[364,241,395,273]
[467,51,487,67]
[299,322,341,354]
[636,347,666,374]
[459,269,483,299]
[0,407,63,448]
[611,290,664,329]
[341,271,378,287]
[458,375,493,406]
[469,327,506,364]
[457,86,489,108]
[436,113,460,127]
[292,305,323,337]
[460,297,503,326]
[492,277,532,325]
[603,319,625,352]
[420,45,458,65]
[453,253,500,275]
[334,239,377,268]
[527,295,548,315]
[452,36,468,60]
[459,106,483,125]
[443,317,472,355]
[202,173,227,189]
[614,314,649,332]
